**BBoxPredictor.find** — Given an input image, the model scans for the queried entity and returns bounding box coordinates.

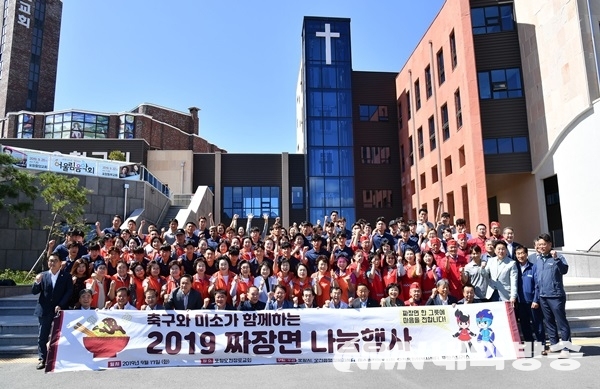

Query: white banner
[46,302,521,372]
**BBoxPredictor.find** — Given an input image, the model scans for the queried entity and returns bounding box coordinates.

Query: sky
[55,0,446,154]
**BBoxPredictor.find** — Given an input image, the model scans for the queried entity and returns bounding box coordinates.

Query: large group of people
[32,209,572,369]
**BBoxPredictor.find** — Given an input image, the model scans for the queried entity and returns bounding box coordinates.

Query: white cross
[316,23,340,65]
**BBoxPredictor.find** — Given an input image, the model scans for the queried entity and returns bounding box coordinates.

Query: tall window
[414,79,421,110]
[417,127,424,159]
[359,105,388,121]
[471,4,515,35]
[119,115,135,139]
[441,104,450,140]
[361,146,390,164]
[44,112,109,139]
[398,102,403,129]
[428,116,436,151]
[17,114,34,138]
[449,29,457,68]
[425,66,432,98]
[478,68,523,99]
[223,186,280,218]
[406,91,412,120]
[454,88,463,129]
[363,190,393,208]
[408,136,414,166]
[291,187,304,210]
[437,49,445,85]
[400,144,405,173]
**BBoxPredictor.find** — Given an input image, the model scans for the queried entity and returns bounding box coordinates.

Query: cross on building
[316,23,340,65]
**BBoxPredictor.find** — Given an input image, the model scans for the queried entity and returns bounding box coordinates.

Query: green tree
[108,150,126,161]
[0,153,38,226]
[27,172,93,274]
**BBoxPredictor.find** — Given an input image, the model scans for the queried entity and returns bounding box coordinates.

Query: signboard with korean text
[46,303,521,373]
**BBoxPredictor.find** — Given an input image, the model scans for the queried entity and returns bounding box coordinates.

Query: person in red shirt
[420,250,442,301]
[192,259,210,300]
[489,221,502,240]
[400,248,422,300]
[366,253,385,301]
[437,240,467,300]
[405,282,426,306]
[468,224,487,253]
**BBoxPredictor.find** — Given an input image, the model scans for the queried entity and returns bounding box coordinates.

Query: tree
[108,150,126,161]
[27,172,93,274]
[0,153,38,226]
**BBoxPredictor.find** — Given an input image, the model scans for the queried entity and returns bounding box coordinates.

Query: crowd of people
[32,209,572,369]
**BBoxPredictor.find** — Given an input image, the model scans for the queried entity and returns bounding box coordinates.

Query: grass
[0,269,36,285]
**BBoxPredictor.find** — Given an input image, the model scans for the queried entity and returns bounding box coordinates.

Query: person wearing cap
[172,228,187,258]
[489,221,502,240]
[372,217,396,252]
[389,219,401,242]
[397,225,421,257]
[60,242,83,274]
[404,282,425,306]
[455,233,471,258]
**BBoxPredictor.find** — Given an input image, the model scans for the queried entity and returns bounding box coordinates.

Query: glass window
[428,116,436,151]
[323,119,338,146]
[363,190,393,209]
[308,119,324,146]
[340,178,354,207]
[483,139,498,154]
[497,138,513,153]
[455,89,463,129]
[479,68,522,100]
[406,91,411,120]
[17,114,34,138]
[337,67,351,89]
[119,115,135,139]
[450,30,457,68]
[441,104,450,140]
[359,105,388,121]
[478,72,491,99]
[322,92,338,117]
[425,66,432,98]
[414,79,421,110]
[322,66,336,88]
[309,91,323,116]
[291,187,304,209]
[325,178,341,208]
[472,5,515,35]
[437,49,445,85]
[513,137,528,153]
[308,66,321,88]
[223,186,280,218]
[309,177,325,207]
[417,127,424,159]
[338,119,352,146]
[338,148,354,176]
[44,111,111,139]
[337,91,352,117]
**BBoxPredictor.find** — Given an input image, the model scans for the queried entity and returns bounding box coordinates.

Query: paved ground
[1,340,599,388]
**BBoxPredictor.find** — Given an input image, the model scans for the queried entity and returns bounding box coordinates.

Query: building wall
[352,71,402,222]
[0,0,62,117]
[396,0,489,231]
[147,150,194,194]
[0,173,170,270]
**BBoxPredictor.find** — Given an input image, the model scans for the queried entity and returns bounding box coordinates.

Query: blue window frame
[478,68,523,99]
[483,137,529,155]
[223,186,280,218]
[359,105,388,121]
[471,4,515,35]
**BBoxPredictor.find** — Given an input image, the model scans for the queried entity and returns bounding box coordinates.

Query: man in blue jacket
[515,246,545,346]
[32,254,73,370]
[532,233,571,358]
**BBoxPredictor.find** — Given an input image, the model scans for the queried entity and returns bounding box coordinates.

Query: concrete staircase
[0,294,38,355]
[159,205,186,231]
[565,277,600,337]
[0,278,599,355]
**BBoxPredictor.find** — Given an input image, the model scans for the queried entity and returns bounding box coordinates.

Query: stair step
[565,299,600,317]
[0,307,35,316]
[0,316,38,335]
[571,326,600,338]
[0,345,38,355]
[0,333,38,347]
[0,295,38,308]
[566,290,600,301]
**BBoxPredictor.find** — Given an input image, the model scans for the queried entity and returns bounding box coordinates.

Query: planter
[0,285,31,298]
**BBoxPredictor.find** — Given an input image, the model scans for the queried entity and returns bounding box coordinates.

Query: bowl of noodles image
[79,318,129,358]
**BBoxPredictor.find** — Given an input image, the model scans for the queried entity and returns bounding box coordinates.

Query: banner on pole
[47,302,520,372]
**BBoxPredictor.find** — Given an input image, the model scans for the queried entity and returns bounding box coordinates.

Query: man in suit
[349,284,378,308]
[502,227,522,259]
[265,285,294,310]
[238,286,266,311]
[164,274,203,310]
[484,240,517,304]
[32,254,73,370]
[204,289,236,310]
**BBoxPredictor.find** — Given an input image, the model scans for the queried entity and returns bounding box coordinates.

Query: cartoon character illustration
[453,309,476,353]
[476,309,500,358]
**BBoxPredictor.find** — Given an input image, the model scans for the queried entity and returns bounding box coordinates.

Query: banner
[1,144,141,180]
[46,302,520,372]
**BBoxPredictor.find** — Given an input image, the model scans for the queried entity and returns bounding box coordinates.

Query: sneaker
[549,343,563,352]
[36,360,45,370]
[559,350,570,359]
